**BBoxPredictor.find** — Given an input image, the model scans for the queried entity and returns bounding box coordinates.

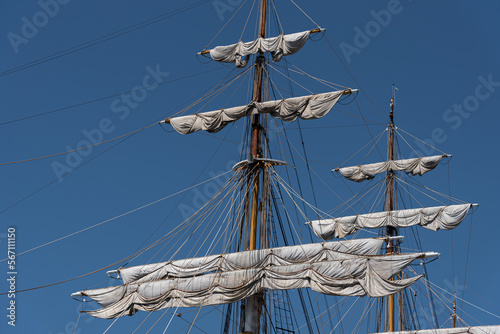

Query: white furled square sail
[162,89,353,134]
[335,155,448,183]
[206,30,312,68]
[308,204,476,239]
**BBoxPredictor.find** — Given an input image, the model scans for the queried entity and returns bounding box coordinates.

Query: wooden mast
[387,84,397,332]
[244,0,267,333]
[452,292,457,327]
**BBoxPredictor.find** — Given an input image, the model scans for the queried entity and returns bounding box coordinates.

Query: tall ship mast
[66,1,500,333]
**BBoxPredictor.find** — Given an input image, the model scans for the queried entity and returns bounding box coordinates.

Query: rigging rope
[319,30,390,124]
[0,65,245,217]
[240,0,258,41]
[0,123,155,166]
[353,95,385,160]
[73,303,83,334]
[0,134,136,215]
[0,68,224,126]
[423,278,500,320]
[460,211,474,317]
[203,0,249,51]
[279,60,347,89]
[396,127,448,155]
[0,0,211,78]
[0,170,232,263]
[122,122,234,269]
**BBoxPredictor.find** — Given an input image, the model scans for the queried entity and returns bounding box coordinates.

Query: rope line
[0,133,137,215]
[0,68,224,126]
[0,123,155,166]
[0,0,211,78]
[0,170,232,263]
[423,278,500,320]
[203,0,249,51]
[320,30,390,123]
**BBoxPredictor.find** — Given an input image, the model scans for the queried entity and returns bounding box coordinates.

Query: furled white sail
[117,238,385,284]
[164,90,347,134]
[76,253,428,319]
[209,31,311,68]
[308,204,474,240]
[336,155,446,182]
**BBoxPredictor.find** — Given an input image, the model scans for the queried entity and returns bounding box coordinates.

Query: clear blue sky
[1,0,499,333]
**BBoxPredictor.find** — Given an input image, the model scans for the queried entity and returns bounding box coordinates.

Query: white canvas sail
[336,155,447,182]
[115,238,385,284]
[163,90,349,134]
[308,204,474,239]
[75,252,433,319]
[208,30,311,68]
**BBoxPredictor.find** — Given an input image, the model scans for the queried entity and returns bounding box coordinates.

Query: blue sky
[1,0,500,333]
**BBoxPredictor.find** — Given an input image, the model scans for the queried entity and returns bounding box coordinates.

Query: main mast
[244,0,267,333]
[249,0,267,248]
[387,84,397,332]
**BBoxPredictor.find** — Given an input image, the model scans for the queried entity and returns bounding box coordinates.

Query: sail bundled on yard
[336,155,447,182]
[209,30,311,68]
[117,238,385,284]
[163,90,348,134]
[76,250,429,319]
[308,204,474,239]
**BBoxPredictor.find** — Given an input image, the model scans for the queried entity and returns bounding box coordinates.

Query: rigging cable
[396,127,447,155]
[202,0,249,51]
[281,51,341,331]
[120,124,234,269]
[0,67,224,126]
[240,0,258,41]
[460,210,474,318]
[0,65,243,215]
[73,302,83,334]
[352,94,384,160]
[265,43,322,333]
[0,123,155,166]
[268,174,318,334]
[0,0,211,78]
[0,170,232,264]
[0,133,136,215]
[288,0,391,124]
[448,157,457,300]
